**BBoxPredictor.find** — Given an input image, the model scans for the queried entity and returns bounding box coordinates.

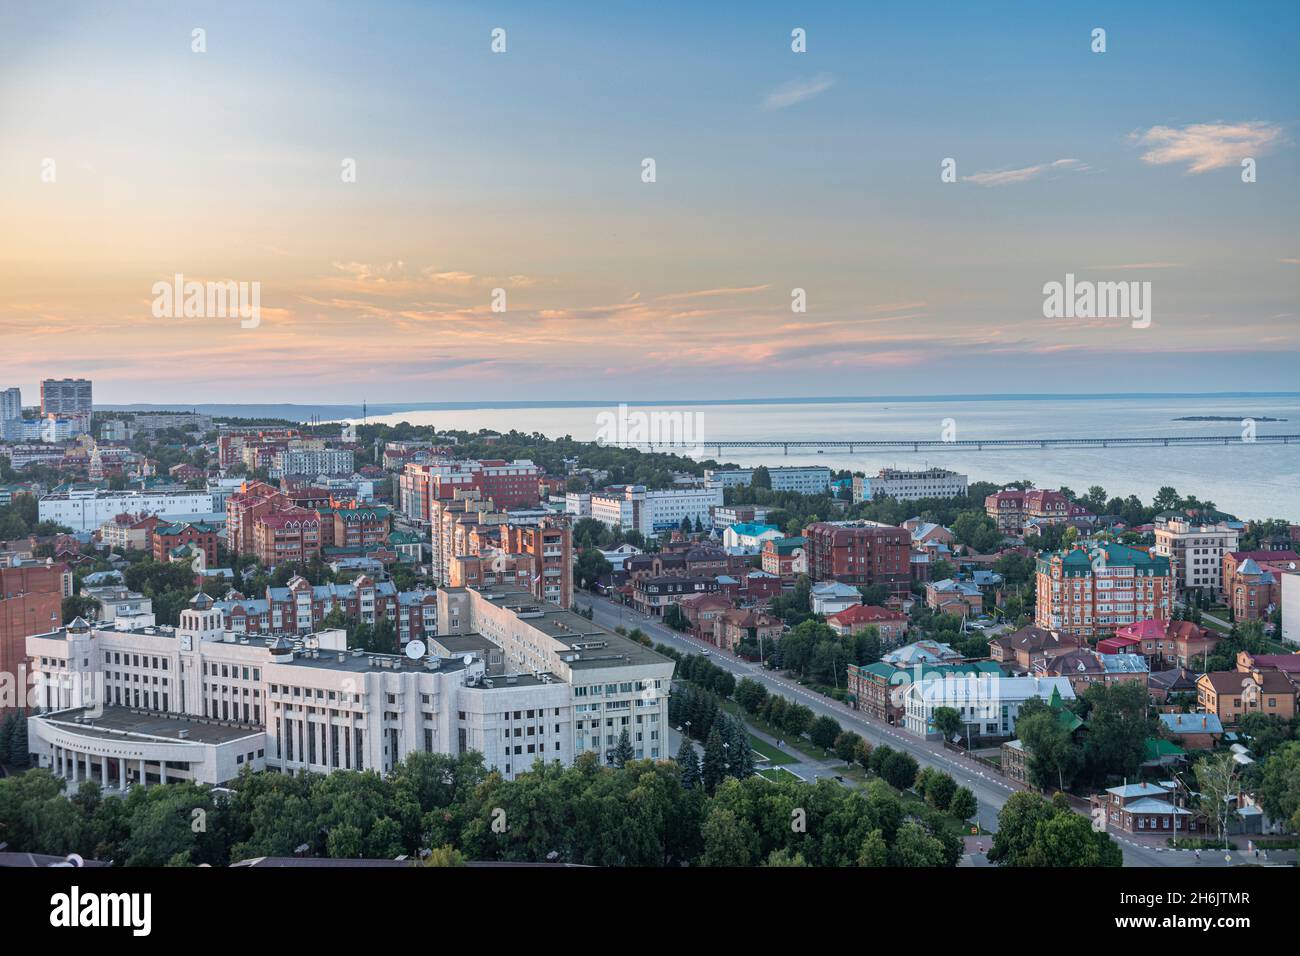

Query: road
[578,593,1200,867]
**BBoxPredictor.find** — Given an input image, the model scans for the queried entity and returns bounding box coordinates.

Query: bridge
[610,434,1300,455]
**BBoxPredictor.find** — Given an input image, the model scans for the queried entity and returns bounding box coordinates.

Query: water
[350,397,1300,521]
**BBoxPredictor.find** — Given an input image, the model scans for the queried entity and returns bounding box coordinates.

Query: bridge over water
[611,434,1300,455]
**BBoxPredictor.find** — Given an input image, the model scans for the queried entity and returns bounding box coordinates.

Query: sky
[1,0,1297,405]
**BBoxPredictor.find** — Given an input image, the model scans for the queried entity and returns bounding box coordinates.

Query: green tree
[613,728,634,768]
[702,727,728,793]
[933,707,962,742]
[676,737,701,790]
[948,787,977,821]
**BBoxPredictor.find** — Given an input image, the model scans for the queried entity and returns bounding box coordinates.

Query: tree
[932,707,962,742]
[857,829,889,866]
[890,821,947,867]
[676,737,701,790]
[833,731,864,765]
[1080,682,1150,784]
[1193,751,1240,845]
[420,845,467,867]
[701,727,727,793]
[989,792,1120,867]
[734,678,767,714]
[809,715,842,750]
[925,773,957,812]
[8,711,29,768]
[700,806,758,866]
[613,728,635,768]
[62,595,99,624]
[1016,705,1083,792]
[1257,742,1300,831]
[948,787,977,821]
[879,750,919,791]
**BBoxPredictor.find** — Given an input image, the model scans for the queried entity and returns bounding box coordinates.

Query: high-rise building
[1035,542,1172,639]
[0,564,68,716]
[0,387,21,441]
[801,520,911,593]
[1151,509,1240,600]
[39,378,92,417]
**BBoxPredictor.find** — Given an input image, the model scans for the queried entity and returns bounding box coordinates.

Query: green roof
[1042,542,1170,578]
[1144,737,1185,761]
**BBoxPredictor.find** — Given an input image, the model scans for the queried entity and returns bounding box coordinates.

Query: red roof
[827,604,906,626]
[1116,618,1167,642]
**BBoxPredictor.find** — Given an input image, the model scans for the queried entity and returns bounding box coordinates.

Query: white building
[902,674,1075,739]
[1151,511,1240,598]
[273,447,355,478]
[84,586,154,626]
[854,467,968,502]
[22,586,673,788]
[589,484,723,536]
[38,488,216,532]
[811,581,862,616]
[1282,571,1300,647]
[704,466,832,494]
[722,522,782,555]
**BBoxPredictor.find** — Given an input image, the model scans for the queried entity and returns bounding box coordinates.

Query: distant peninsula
[1174,415,1286,422]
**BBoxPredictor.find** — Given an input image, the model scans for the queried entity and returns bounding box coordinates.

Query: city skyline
[2,1,1297,403]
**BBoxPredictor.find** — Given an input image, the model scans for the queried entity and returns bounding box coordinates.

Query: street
[577,592,1215,867]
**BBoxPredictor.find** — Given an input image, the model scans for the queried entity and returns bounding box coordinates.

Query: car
[969,621,987,630]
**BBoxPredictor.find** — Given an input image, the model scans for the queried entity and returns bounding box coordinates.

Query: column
[138,758,146,788]
[71,750,80,783]
[84,752,91,784]
[101,755,109,788]
[119,758,127,791]
[159,761,167,785]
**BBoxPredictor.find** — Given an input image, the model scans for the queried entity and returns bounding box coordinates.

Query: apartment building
[39,379,92,434]
[39,488,216,532]
[802,520,911,593]
[274,447,355,478]
[1152,510,1240,599]
[0,564,67,716]
[985,488,1086,534]
[703,466,832,494]
[252,507,322,566]
[98,513,161,553]
[588,484,723,536]
[854,467,967,502]
[153,521,221,567]
[1035,542,1172,639]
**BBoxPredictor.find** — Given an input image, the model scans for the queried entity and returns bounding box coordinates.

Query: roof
[1159,712,1224,735]
[827,604,906,626]
[1107,782,1172,798]
[881,640,963,666]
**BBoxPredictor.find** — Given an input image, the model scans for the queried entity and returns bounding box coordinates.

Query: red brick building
[0,564,68,716]
[251,507,322,566]
[153,521,220,567]
[986,488,1089,534]
[801,521,910,594]
[825,604,909,643]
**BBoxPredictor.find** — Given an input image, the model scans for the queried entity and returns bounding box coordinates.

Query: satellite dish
[405,640,426,660]
[65,853,84,867]
[463,653,474,666]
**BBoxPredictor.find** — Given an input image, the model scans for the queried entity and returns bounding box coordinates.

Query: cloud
[1280,258,1300,265]
[962,158,1089,187]
[761,74,833,111]
[657,284,771,301]
[1130,121,1283,173]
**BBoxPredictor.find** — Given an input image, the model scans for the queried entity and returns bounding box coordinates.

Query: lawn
[748,735,797,766]
[756,767,803,783]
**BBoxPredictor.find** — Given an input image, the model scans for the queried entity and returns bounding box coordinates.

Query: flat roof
[43,706,262,745]
[476,588,672,669]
